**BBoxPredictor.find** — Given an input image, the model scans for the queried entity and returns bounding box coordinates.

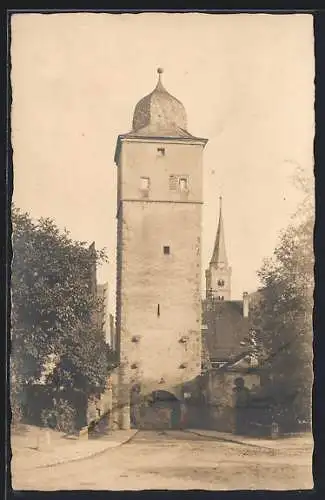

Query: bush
[11,395,23,427]
[41,399,76,433]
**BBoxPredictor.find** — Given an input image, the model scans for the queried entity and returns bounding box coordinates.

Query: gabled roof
[202,300,251,361]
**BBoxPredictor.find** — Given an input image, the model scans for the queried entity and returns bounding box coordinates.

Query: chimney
[243,292,249,318]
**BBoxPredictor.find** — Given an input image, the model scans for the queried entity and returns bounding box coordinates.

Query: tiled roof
[131,68,189,138]
[125,125,195,139]
[202,300,252,361]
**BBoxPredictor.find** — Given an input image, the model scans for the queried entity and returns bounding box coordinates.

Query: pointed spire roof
[211,196,228,266]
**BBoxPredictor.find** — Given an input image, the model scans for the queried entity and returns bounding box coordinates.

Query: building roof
[131,68,191,138]
[214,350,262,373]
[114,69,208,165]
[210,196,228,266]
[248,289,265,307]
[202,300,252,361]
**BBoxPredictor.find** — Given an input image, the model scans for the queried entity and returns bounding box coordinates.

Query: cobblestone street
[12,430,313,491]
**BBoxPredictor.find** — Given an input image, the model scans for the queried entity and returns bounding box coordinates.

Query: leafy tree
[239,328,267,366]
[252,168,314,428]
[11,207,115,423]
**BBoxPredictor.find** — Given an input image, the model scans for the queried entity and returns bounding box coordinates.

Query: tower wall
[115,138,205,412]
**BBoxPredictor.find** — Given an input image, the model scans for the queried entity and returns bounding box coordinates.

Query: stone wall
[206,370,261,432]
[120,201,202,390]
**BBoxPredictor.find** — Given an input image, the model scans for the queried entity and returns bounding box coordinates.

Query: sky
[11,13,315,312]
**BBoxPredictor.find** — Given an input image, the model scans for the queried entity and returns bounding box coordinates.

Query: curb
[183,429,274,450]
[34,430,139,469]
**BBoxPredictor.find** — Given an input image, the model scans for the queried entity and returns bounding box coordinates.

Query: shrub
[41,398,76,433]
[11,395,23,427]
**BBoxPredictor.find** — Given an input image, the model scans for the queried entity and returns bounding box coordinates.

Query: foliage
[10,354,25,425]
[41,398,76,433]
[11,390,24,426]
[239,328,268,365]
[290,163,314,221]
[252,168,314,427]
[11,207,116,423]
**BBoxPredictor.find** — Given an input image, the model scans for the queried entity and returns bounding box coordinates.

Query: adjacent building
[202,197,255,366]
[205,196,232,302]
[200,199,263,431]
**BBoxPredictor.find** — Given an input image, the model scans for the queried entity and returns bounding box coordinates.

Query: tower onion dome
[131,68,190,137]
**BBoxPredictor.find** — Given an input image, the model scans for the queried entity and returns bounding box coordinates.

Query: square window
[163,246,170,255]
[140,177,150,190]
[157,147,165,156]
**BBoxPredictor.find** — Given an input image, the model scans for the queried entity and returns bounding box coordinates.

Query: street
[13,429,313,491]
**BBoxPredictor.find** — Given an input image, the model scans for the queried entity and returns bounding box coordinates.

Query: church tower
[205,197,232,301]
[114,69,208,429]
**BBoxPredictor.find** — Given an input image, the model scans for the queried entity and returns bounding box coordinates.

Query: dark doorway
[141,390,182,430]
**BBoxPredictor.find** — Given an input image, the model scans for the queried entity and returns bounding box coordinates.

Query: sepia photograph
[10,12,314,491]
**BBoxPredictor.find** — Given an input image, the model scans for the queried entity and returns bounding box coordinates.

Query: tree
[11,207,115,424]
[239,328,267,367]
[252,168,314,429]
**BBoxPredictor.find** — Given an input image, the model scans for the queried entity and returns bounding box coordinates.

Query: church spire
[211,196,228,266]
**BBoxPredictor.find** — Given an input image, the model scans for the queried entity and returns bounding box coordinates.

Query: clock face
[217,279,225,287]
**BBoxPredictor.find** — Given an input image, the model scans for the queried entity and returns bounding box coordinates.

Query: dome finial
[156,67,164,90]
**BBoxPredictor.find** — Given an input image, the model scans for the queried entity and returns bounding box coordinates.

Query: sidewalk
[11,425,137,472]
[185,428,314,450]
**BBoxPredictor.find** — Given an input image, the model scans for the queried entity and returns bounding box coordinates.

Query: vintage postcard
[10,12,314,491]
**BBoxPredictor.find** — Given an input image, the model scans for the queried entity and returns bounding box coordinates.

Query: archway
[140,390,183,430]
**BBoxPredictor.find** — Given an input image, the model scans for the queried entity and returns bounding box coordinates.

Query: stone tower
[114,69,208,429]
[205,196,232,301]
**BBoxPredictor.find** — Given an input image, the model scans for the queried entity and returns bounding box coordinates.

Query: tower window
[179,177,188,192]
[140,177,150,191]
[217,279,225,287]
[163,246,170,255]
[157,147,165,156]
[169,175,178,190]
[157,304,160,317]
[169,175,189,191]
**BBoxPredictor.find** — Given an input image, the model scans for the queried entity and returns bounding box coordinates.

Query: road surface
[13,429,313,491]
